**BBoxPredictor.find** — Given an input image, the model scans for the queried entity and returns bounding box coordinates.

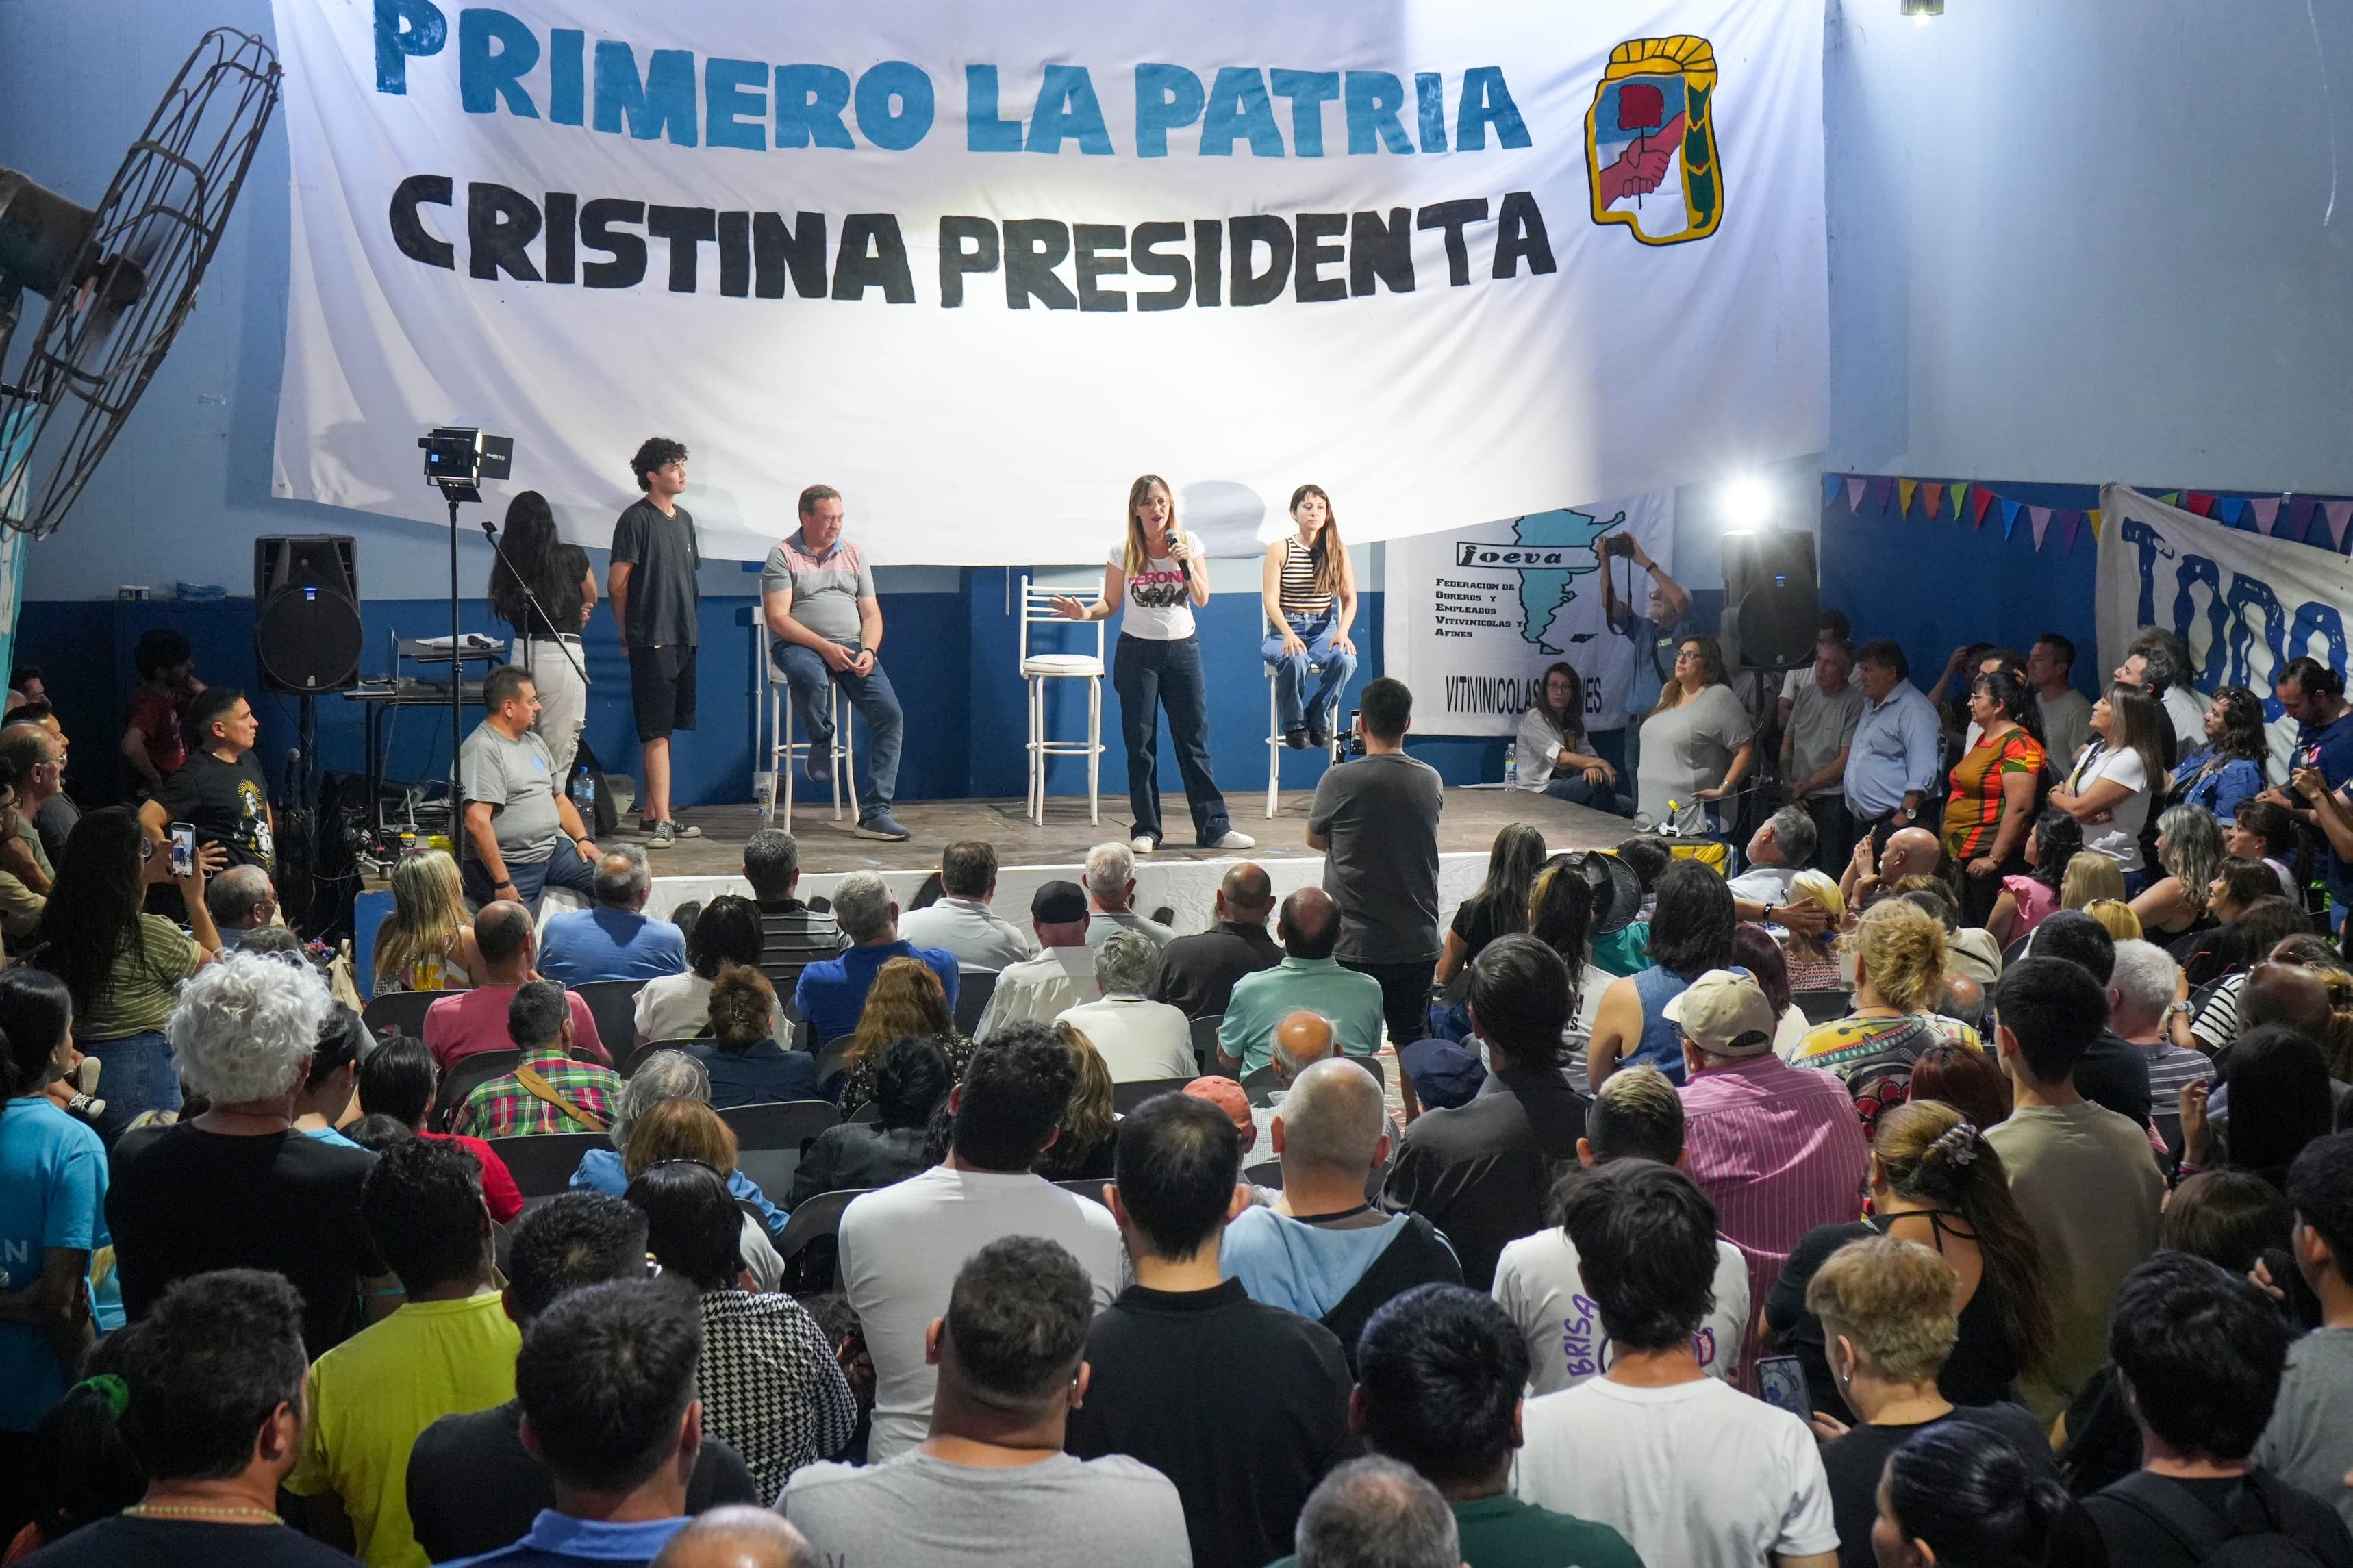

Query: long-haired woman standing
[486,490,598,781]
[1053,475,1251,852]
[1259,483,1358,748]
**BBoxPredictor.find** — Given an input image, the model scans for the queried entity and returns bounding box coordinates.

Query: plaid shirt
[454,1049,622,1140]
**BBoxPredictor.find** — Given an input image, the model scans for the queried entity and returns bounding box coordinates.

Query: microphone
[1163,527,1181,557]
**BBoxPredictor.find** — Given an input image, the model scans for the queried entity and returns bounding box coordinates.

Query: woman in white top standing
[1053,475,1253,854]
[2048,683,2169,894]
[1635,635,1754,830]
[1259,483,1359,749]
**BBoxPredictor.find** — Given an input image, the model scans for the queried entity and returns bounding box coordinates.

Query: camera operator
[2262,655,2353,929]
[1596,529,1692,785]
[1307,678,1443,1113]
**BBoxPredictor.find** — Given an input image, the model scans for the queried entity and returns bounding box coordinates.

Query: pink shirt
[422,983,608,1072]
[1681,1054,1871,1384]
[2000,874,2059,939]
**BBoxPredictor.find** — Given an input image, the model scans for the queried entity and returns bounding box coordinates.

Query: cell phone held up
[168,822,197,879]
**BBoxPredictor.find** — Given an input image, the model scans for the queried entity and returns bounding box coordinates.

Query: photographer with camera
[2264,655,2353,928]
[1595,529,1691,784]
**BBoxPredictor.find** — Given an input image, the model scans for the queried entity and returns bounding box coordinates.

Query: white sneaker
[1205,830,1255,850]
[1129,835,1157,855]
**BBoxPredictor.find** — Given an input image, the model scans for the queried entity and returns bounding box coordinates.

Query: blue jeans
[462,842,599,913]
[1545,772,1635,817]
[773,639,904,818]
[1260,608,1356,733]
[1113,633,1232,846]
[84,1031,179,1146]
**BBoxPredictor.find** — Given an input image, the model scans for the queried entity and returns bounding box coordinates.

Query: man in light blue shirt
[1842,638,1943,838]
[1219,888,1386,1074]
[535,844,688,985]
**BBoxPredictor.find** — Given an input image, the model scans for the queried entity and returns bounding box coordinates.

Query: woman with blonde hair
[372,849,477,993]
[1767,1099,2050,1423]
[2058,848,2125,911]
[620,1096,787,1291]
[834,954,970,1117]
[2127,801,2224,939]
[1634,633,1753,831]
[2082,898,2141,942]
[1779,870,1846,992]
[568,1049,787,1243]
[1259,482,1359,748]
[1790,900,1980,1137]
[1050,473,1250,855]
[1033,1020,1117,1181]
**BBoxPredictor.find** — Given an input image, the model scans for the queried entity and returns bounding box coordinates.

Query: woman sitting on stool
[1259,483,1359,749]
[1515,661,1634,815]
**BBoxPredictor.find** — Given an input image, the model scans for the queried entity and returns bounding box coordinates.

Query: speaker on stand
[255,535,362,934]
[1718,530,1822,849]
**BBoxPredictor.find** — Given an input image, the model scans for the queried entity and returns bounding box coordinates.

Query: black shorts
[627,644,699,740]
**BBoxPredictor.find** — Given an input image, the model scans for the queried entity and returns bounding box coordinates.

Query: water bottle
[569,763,596,815]
[1503,742,1519,788]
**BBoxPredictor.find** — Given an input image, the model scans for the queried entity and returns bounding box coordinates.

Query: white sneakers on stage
[1131,830,1255,853]
[1130,835,1157,854]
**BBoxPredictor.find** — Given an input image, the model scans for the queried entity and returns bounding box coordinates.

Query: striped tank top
[1279,535,1333,617]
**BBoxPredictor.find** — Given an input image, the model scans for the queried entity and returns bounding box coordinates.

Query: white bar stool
[1020,575,1104,826]
[1263,663,1283,819]
[759,646,854,831]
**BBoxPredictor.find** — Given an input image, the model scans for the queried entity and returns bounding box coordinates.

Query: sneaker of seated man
[538,844,688,985]
[207,863,279,950]
[423,901,610,1072]
[453,979,625,1140]
[1218,888,1386,1075]
[972,881,1096,1042]
[1082,841,1174,951]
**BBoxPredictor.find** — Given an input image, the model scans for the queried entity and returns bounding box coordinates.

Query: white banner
[2097,482,2352,768]
[270,0,1827,562]
[1383,492,1675,736]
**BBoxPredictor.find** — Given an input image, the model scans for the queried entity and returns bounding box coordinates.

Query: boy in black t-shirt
[609,436,703,849]
[139,685,275,872]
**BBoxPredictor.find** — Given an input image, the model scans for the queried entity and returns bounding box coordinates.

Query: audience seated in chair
[740,828,848,995]
[635,894,776,1047]
[373,848,479,994]
[1083,840,1175,950]
[407,1193,768,1563]
[451,980,625,1140]
[537,843,688,986]
[1056,930,1196,1084]
[788,1035,951,1206]
[792,871,959,1046]
[837,1022,1124,1464]
[423,902,609,1072]
[833,955,971,1120]
[650,1509,816,1568]
[355,1030,523,1222]
[1032,1024,1120,1183]
[781,1235,1189,1568]
[290,1002,367,1151]
[1219,887,1385,1075]
[897,840,1037,973]
[1066,1092,1356,1568]
[681,963,819,1109]
[1150,862,1281,1020]
[205,864,278,951]
[971,881,1097,1041]
[569,1051,789,1247]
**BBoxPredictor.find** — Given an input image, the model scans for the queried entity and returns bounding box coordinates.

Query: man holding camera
[1594,529,1691,781]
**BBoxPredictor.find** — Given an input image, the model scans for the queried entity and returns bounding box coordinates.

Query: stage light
[1722,475,1774,531]
[1902,0,1944,18]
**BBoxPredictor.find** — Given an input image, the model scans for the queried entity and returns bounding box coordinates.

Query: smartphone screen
[169,822,196,878]
[1754,1355,1810,1419]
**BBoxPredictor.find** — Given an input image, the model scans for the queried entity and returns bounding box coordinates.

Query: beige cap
[1663,968,1777,1058]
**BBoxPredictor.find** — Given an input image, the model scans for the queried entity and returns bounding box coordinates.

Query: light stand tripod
[418,426,514,802]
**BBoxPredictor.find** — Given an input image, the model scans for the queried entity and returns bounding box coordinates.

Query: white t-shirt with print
[1515,1375,1839,1568]
[1111,532,1199,641]
[1492,1228,1751,1395]
[2065,744,2152,872]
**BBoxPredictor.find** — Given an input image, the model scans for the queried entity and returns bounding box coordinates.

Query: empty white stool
[1263,663,1283,819]
[1020,575,1104,827]
[760,650,854,831]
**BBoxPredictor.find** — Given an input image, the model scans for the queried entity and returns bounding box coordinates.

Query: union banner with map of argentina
[1383,492,1676,737]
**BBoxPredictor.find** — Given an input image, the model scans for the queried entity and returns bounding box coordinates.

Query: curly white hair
[166,951,333,1105]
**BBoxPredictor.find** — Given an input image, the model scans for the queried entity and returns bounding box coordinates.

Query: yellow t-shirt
[285,1290,520,1568]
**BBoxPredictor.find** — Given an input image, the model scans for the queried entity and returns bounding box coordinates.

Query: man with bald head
[653,1507,815,1568]
[421,899,609,1071]
[1272,1011,1338,1086]
[1841,823,1944,912]
[1152,861,1281,1020]
[1221,1058,1463,1358]
[1219,887,1386,1075]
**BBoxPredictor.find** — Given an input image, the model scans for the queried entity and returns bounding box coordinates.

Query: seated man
[1220,888,1386,1074]
[1082,842,1175,950]
[838,1024,1124,1463]
[27,1270,355,1567]
[1222,1058,1462,1360]
[1516,1161,1839,1568]
[1726,804,1816,909]
[649,1511,815,1568]
[781,1237,1190,1568]
[423,902,608,1072]
[0,720,66,880]
[1385,936,1589,1291]
[140,685,275,874]
[897,840,1035,973]
[2083,1252,2353,1565]
[1260,1285,1642,1568]
[453,980,625,1139]
[740,828,848,994]
[1841,824,1943,913]
[1150,862,1281,1020]
[408,1193,765,1562]
[537,844,688,985]
[792,871,957,1046]
[2,703,79,867]
[1055,929,1196,1083]
[1067,1093,1356,1568]
[759,483,909,842]
[1294,1458,1468,1568]
[207,863,279,950]
[284,1139,519,1566]
[457,665,601,913]
[970,882,1096,1041]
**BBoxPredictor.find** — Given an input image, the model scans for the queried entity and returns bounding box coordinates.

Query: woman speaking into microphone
[1053,475,1253,854]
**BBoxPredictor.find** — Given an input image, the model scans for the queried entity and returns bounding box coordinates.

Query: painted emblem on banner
[1586,35,1722,246]
[1452,508,1625,653]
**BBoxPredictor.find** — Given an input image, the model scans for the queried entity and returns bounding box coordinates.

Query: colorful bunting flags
[1898,478,1918,516]
[2291,496,2320,540]
[2217,496,2246,526]
[2000,498,2022,538]
[2185,492,2217,518]
[1970,488,1997,527]
[2328,501,2353,551]
[1846,476,1867,514]
[1870,477,1894,512]
[1950,483,1970,521]
[2058,509,2083,550]
[1920,483,1944,520]
[1823,473,1846,508]
[2251,496,2282,535]
[2028,507,2052,548]
[1822,474,2352,557]
[2087,509,2104,539]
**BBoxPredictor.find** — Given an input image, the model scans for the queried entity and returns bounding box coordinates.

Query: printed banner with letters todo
[270,0,1826,562]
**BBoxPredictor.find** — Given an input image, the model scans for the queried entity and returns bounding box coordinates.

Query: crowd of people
[5,607,2353,1568]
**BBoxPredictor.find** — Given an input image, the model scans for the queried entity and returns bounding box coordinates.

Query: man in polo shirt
[898,839,1035,972]
[1219,888,1385,1075]
[792,872,958,1045]
[1842,639,1943,846]
[761,483,908,842]
[973,881,1098,1041]
[424,903,609,1072]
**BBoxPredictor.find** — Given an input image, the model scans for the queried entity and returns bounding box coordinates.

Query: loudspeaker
[1720,531,1820,672]
[255,535,362,692]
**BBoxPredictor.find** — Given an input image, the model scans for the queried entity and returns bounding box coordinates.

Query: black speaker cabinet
[1720,531,1820,672]
[254,535,363,692]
